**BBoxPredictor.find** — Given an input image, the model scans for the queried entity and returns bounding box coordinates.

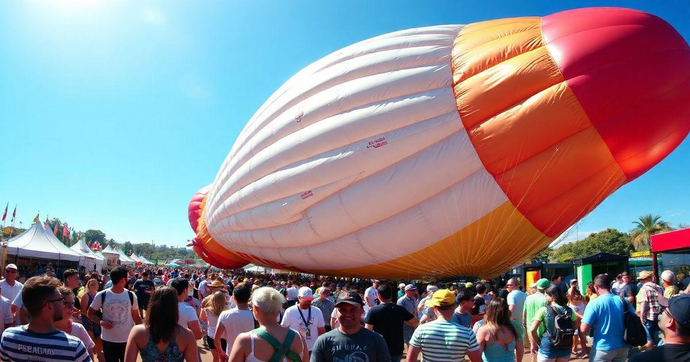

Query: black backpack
[101,289,135,307]
[619,296,647,346]
[546,305,575,349]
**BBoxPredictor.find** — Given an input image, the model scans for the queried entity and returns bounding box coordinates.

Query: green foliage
[84,229,106,243]
[551,228,634,263]
[532,246,554,263]
[630,214,672,250]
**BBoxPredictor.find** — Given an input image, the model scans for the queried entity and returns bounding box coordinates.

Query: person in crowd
[364,279,381,312]
[3,264,23,324]
[230,287,309,362]
[567,285,588,358]
[312,290,390,362]
[281,286,326,355]
[418,285,439,324]
[0,276,90,361]
[523,278,548,362]
[581,273,631,362]
[629,294,690,361]
[397,284,419,348]
[170,278,203,340]
[550,274,566,295]
[365,283,419,362]
[0,286,11,337]
[636,270,665,349]
[618,271,637,305]
[216,283,255,361]
[201,291,229,362]
[585,281,598,303]
[312,287,335,332]
[132,270,155,319]
[397,283,406,300]
[407,289,481,362]
[124,286,198,362]
[661,270,679,298]
[64,268,82,322]
[286,281,300,307]
[453,289,475,328]
[55,285,96,360]
[80,277,103,358]
[472,283,490,315]
[506,277,527,339]
[611,274,624,295]
[88,266,142,362]
[530,286,577,362]
[477,298,523,362]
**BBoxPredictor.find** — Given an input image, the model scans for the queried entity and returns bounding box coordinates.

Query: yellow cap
[425,289,456,308]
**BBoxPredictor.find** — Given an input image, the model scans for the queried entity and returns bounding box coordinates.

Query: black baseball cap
[335,291,364,307]
[660,294,690,329]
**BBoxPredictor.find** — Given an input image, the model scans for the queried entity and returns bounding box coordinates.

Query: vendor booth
[651,228,690,282]
[115,248,135,267]
[70,238,104,273]
[5,222,82,277]
[573,253,629,293]
[101,245,120,271]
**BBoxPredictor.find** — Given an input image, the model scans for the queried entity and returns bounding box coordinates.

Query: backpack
[619,296,647,346]
[546,305,575,349]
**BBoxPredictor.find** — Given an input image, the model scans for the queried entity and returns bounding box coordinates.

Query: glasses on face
[44,297,64,307]
[5,270,17,274]
[661,306,673,319]
[63,300,75,307]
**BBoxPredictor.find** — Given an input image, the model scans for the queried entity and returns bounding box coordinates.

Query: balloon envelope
[192,8,690,278]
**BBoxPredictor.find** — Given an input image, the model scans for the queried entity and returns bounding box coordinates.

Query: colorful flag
[1,203,7,222]
[62,223,69,237]
[10,205,16,224]
[33,213,39,223]
[53,221,59,235]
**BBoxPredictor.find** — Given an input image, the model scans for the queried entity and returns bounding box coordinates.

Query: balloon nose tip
[542,7,690,181]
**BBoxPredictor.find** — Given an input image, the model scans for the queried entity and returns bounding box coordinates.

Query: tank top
[140,333,183,362]
[482,339,516,362]
[206,310,221,338]
[246,331,302,362]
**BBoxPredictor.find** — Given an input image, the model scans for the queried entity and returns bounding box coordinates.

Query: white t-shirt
[280,305,324,351]
[89,289,138,343]
[0,297,13,335]
[0,280,23,306]
[2,280,23,324]
[178,302,199,329]
[364,286,378,307]
[205,309,223,339]
[198,280,209,299]
[216,308,255,356]
[286,287,298,301]
[69,322,95,350]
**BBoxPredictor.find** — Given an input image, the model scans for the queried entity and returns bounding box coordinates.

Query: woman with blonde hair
[476,298,523,362]
[230,287,308,362]
[200,291,229,361]
[80,277,103,360]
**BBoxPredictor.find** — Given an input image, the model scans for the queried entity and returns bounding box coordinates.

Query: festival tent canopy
[115,249,135,265]
[71,239,104,260]
[651,228,690,253]
[130,254,141,262]
[102,245,120,255]
[6,222,83,262]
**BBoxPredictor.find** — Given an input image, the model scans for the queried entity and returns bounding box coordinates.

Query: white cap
[426,285,439,293]
[298,286,313,300]
[398,283,406,289]
[5,264,17,271]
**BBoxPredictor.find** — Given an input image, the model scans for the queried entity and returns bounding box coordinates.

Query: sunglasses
[660,306,673,319]
[5,270,17,273]
[44,297,64,307]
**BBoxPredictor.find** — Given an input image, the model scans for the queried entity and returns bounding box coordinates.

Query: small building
[572,253,629,292]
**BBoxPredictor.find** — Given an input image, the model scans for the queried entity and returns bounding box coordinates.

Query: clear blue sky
[1,1,689,249]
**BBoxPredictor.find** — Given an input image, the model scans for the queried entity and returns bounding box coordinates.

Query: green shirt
[664,285,679,298]
[524,292,547,338]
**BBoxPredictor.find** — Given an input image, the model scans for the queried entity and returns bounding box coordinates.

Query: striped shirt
[0,326,90,361]
[409,319,479,362]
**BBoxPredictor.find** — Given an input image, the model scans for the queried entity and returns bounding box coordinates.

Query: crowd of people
[0,262,687,361]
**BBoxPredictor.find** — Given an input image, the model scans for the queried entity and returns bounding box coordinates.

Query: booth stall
[573,253,629,293]
[101,245,120,271]
[70,238,104,273]
[651,228,690,282]
[5,222,82,277]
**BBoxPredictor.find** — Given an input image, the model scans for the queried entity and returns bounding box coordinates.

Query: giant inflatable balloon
[189,8,690,278]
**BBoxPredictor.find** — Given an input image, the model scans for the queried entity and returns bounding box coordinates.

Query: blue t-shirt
[582,293,630,351]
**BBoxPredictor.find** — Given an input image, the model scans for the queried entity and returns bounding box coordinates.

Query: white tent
[138,255,155,265]
[115,248,135,266]
[6,222,83,262]
[70,239,104,273]
[101,245,120,269]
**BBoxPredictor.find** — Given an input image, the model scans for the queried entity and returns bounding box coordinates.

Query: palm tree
[631,214,672,250]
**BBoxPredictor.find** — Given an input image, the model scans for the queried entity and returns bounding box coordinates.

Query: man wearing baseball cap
[1,264,22,324]
[281,286,325,354]
[311,291,390,361]
[637,269,665,348]
[630,294,690,361]
[407,289,481,362]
